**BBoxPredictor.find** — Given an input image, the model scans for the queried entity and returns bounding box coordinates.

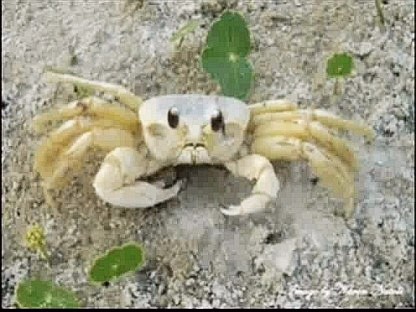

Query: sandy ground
[2,0,414,308]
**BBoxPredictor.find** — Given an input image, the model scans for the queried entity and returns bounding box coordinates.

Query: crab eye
[167,107,179,128]
[211,109,224,132]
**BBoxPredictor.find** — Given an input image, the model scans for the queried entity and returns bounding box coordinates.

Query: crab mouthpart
[184,142,206,148]
[177,145,211,165]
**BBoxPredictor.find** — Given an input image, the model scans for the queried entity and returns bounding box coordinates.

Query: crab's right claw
[222,154,280,216]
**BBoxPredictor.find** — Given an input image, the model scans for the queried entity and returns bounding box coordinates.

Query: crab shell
[139,94,250,164]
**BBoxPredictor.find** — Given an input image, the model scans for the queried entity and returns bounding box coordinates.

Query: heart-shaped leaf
[202,11,253,100]
[202,47,253,100]
[16,280,80,308]
[205,11,251,57]
[326,53,354,78]
[89,243,145,284]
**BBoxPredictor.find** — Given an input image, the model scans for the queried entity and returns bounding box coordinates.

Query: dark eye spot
[168,107,179,128]
[211,109,224,132]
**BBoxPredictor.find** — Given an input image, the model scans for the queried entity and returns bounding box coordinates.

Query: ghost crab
[33,71,375,218]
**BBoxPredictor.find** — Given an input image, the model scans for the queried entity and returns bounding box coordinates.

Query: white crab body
[139,94,250,165]
[33,72,375,218]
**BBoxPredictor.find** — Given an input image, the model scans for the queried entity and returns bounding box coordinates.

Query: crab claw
[220,205,242,216]
[220,193,275,216]
[221,155,279,216]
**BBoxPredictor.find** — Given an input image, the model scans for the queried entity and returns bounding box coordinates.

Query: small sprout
[125,0,145,12]
[70,54,78,66]
[202,11,253,101]
[25,224,49,261]
[375,0,385,27]
[15,280,80,308]
[326,52,354,95]
[326,53,354,78]
[89,243,145,284]
[68,45,78,66]
[170,20,200,48]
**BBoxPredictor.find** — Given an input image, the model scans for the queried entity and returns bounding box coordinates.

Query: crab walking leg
[93,147,182,208]
[247,100,298,131]
[34,118,139,179]
[311,109,375,140]
[45,71,143,111]
[253,120,358,170]
[251,136,356,218]
[33,96,140,133]
[221,154,280,216]
[302,142,356,218]
[41,128,137,190]
[251,109,375,140]
[248,99,298,115]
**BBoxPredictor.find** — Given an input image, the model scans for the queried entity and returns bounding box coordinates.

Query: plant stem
[39,246,49,260]
[375,0,385,27]
[333,78,340,96]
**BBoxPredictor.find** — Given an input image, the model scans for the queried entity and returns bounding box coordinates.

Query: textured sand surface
[2,0,414,308]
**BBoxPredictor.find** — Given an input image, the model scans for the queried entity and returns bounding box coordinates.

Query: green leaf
[89,243,145,284]
[206,11,251,57]
[202,47,253,100]
[326,53,354,78]
[16,280,80,308]
[202,11,253,100]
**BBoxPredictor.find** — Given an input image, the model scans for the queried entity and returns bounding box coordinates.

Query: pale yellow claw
[93,147,180,208]
[220,194,272,216]
[223,154,280,215]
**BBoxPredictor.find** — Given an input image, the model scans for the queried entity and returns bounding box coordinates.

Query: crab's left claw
[93,147,181,208]
[222,154,280,216]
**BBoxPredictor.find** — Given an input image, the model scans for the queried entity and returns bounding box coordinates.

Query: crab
[33,71,375,218]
